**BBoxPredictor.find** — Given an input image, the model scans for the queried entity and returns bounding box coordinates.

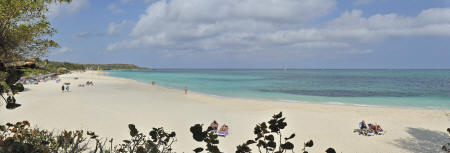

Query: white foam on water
[326,102,347,105]
[279,99,302,103]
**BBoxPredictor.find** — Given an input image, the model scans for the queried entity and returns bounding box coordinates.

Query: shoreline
[105,71,450,111]
[1,71,449,153]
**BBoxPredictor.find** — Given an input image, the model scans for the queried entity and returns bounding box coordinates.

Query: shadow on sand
[393,127,448,153]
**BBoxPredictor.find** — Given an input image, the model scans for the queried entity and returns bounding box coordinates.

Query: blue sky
[47,0,450,69]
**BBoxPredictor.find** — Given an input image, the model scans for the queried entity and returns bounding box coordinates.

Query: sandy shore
[1,71,449,152]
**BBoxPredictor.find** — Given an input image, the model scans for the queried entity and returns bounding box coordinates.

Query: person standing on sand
[62,85,65,93]
[184,87,188,94]
[152,81,155,86]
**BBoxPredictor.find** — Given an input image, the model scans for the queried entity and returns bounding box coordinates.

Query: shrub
[114,124,177,153]
[0,121,177,153]
[0,121,90,153]
[1,112,343,153]
[191,112,336,153]
[234,112,335,153]
[13,83,24,92]
[190,124,221,153]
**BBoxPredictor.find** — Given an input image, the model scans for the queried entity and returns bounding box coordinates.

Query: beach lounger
[217,124,229,137]
[218,129,228,137]
[376,129,384,135]
[366,130,375,136]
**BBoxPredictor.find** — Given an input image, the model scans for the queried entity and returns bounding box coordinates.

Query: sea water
[107,69,450,109]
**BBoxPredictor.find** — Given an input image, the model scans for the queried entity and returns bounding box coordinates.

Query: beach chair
[376,129,384,135]
[218,128,228,137]
[217,124,229,137]
[366,130,375,136]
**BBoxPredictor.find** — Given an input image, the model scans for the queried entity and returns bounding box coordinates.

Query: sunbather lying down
[369,124,384,134]
[358,120,384,136]
[209,120,219,133]
[218,125,229,137]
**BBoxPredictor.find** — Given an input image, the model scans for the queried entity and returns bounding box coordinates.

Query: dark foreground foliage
[191,112,336,153]
[2,113,447,153]
[1,112,336,153]
[0,121,176,153]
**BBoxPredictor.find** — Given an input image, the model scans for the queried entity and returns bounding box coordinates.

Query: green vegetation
[22,59,148,76]
[0,1,445,153]
[45,61,86,73]
[0,0,147,108]
[0,0,71,108]
[191,112,336,153]
[12,83,24,92]
[44,59,148,73]
[0,0,71,59]
[0,112,339,153]
[82,64,149,70]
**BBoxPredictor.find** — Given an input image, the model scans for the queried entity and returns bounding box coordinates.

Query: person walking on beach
[152,81,155,86]
[184,87,188,95]
[62,85,65,93]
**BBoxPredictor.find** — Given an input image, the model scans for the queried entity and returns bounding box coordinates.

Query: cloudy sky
[47,0,450,69]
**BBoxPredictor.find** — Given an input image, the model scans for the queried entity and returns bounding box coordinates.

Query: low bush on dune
[0,121,176,153]
[0,112,339,153]
[0,121,91,153]
[12,83,24,92]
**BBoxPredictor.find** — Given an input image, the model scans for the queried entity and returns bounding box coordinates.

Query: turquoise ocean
[107,69,450,109]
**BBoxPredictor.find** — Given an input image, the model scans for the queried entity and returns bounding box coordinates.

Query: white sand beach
[1,71,449,153]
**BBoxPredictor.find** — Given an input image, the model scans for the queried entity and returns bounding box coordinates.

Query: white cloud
[259,8,450,45]
[107,20,130,36]
[47,0,89,18]
[129,0,335,37]
[106,0,450,57]
[52,47,71,55]
[108,0,336,51]
[324,9,450,41]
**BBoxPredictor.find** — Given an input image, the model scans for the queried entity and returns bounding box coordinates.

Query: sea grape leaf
[281,142,294,150]
[305,140,313,147]
[169,131,176,137]
[193,147,204,153]
[128,124,138,137]
[267,141,276,148]
[273,112,283,119]
[246,140,256,145]
[265,135,274,141]
[285,133,295,140]
[325,148,336,153]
